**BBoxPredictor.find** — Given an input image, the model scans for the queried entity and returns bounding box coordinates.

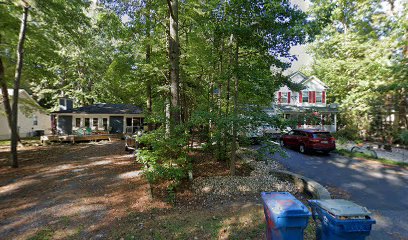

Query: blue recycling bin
[261,192,311,240]
[308,199,376,240]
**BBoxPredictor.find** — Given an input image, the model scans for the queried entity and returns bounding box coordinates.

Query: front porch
[267,104,339,132]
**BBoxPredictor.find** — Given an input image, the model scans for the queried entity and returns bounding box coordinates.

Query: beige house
[0,89,50,140]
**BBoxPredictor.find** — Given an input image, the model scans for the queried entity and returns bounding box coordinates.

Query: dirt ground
[0,141,314,240]
[0,140,164,239]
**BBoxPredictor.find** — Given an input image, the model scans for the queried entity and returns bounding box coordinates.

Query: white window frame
[92,118,99,128]
[302,91,309,103]
[316,91,322,103]
[281,92,288,104]
[75,118,81,128]
[33,115,38,126]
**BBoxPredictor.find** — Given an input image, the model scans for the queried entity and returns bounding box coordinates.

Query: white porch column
[320,114,323,130]
[334,113,337,132]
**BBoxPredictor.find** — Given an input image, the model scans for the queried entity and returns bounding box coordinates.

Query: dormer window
[281,92,288,103]
[302,91,309,103]
[316,92,323,103]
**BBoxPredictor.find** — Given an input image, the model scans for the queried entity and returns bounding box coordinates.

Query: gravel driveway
[271,147,408,240]
[0,140,150,240]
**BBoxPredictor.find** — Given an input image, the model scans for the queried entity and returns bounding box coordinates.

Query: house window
[281,92,288,103]
[302,91,309,103]
[102,118,108,130]
[84,118,90,127]
[93,118,98,127]
[75,118,81,127]
[132,118,141,127]
[316,92,322,103]
[33,116,38,126]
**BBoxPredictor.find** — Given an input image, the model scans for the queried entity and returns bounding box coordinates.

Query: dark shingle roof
[53,103,143,114]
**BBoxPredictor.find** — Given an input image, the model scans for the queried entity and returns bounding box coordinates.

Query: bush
[400,130,408,146]
[137,126,190,184]
[335,126,359,140]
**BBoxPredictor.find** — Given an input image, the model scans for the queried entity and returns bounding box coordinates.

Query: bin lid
[315,199,372,217]
[263,198,310,217]
[261,192,296,200]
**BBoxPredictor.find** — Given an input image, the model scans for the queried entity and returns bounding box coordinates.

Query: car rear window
[312,132,332,138]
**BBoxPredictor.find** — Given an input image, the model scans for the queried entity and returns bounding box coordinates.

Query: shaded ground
[271,147,408,240]
[1,141,307,240]
[0,140,157,240]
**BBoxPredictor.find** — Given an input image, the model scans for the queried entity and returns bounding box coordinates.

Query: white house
[0,89,50,140]
[266,71,338,132]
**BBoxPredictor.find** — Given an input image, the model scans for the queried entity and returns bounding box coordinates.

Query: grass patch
[112,204,271,240]
[0,137,41,146]
[335,149,408,168]
[114,204,319,240]
[28,228,54,240]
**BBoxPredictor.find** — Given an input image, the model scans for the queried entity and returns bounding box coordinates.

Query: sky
[284,0,312,75]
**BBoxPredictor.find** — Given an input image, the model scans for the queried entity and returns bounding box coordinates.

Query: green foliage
[335,126,359,140]
[137,127,189,183]
[28,228,54,240]
[400,130,408,146]
[309,0,408,138]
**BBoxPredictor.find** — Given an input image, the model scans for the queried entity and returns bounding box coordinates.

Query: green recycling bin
[309,199,376,240]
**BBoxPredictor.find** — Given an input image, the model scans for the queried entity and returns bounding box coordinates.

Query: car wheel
[299,144,306,154]
[280,140,285,147]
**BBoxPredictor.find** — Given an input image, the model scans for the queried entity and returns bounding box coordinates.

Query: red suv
[280,129,336,154]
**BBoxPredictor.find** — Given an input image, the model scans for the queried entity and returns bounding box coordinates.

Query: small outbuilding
[51,98,144,135]
[0,89,50,140]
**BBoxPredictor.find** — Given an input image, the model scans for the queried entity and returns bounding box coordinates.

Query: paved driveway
[271,148,408,240]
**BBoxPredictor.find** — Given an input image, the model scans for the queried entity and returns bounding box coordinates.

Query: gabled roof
[286,71,329,89]
[301,75,329,89]
[288,71,308,80]
[52,103,143,115]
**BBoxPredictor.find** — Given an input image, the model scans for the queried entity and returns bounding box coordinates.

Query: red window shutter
[308,91,312,103]
[278,92,282,103]
[288,92,291,104]
[313,91,316,103]
[299,92,303,103]
[322,91,326,103]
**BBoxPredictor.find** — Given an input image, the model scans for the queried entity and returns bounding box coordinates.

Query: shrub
[400,130,408,146]
[137,126,190,184]
[335,126,359,140]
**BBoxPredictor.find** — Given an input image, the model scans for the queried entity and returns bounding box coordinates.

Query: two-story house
[267,71,338,132]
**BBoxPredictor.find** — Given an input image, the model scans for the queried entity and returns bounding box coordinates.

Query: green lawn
[335,149,408,168]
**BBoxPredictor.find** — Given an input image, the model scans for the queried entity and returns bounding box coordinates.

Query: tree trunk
[145,1,153,130]
[0,37,22,145]
[0,57,13,130]
[167,0,180,127]
[165,97,171,138]
[10,5,29,168]
[230,35,239,176]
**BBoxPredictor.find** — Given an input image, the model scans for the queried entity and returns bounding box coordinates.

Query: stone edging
[269,170,331,199]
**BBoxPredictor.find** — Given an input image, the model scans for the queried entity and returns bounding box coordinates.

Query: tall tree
[309,0,407,140]
[9,2,29,168]
[167,0,181,127]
